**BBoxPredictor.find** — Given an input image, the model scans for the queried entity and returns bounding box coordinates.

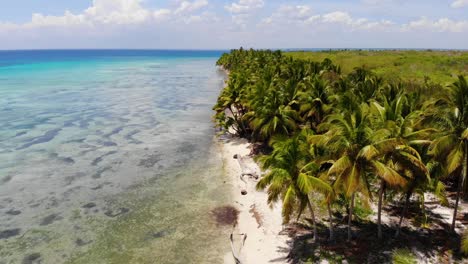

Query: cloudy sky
[0,0,467,49]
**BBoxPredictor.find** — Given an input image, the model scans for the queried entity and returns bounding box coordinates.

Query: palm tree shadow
[282,219,463,264]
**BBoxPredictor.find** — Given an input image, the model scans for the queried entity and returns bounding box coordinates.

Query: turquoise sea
[0,50,231,263]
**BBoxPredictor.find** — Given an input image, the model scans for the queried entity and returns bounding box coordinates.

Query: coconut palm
[428,75,468,232]
[213,72,250,136]
[298,75,332,131]
[299,160,335,241]
[369,88,431,239]
[313,103,407,240]
[256,133,322,241]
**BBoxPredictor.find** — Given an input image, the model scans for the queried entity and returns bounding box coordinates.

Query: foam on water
[0,50,232,263]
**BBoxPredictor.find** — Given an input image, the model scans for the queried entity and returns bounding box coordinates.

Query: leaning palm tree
[428,75,468,232]
[312,103,407,240]
[256,133,321,241]
[213,72,250,136]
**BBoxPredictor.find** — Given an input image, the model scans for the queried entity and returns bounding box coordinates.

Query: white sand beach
[219,136,289,264]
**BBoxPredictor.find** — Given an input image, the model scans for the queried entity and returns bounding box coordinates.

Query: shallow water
[0,50,232,263]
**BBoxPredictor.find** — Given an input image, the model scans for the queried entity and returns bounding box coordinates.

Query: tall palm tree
[369,88,430,239]
[428,75,468,232]
[256,133,321,241]
[312,104,407,240]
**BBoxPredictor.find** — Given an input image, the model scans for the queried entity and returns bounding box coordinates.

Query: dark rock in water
[91,157,103,166]
[60,157,75,164]
[22,253,42,264]
[82,203,96,209]
[92,166,112,179]
[104,207,130,218]
[138,153,162,168]
[64,172,86,186]
[145,229,174,241]
[40,214,63,226]
[15,131,27,137]
[90,182,111,190]
[101,141,117,147]
[233,154,238,159]
[125,130,143,144]
[91,151,117,166]
[211,206,239,226]
[150,231,167,239]
[0,228,21,239]
[176,143,196,154]
[0,175,13,184]
[104,127,124,138]
[6,209,21,215]
[75,238,92,247]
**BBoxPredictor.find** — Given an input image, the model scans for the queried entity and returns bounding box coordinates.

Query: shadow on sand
[279,212,463,264]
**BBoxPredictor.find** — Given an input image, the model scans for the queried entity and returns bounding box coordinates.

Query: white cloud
[29,11,87,27]
[154,9,172,21]
[322,11,353,24]
[83,0,150,24]
[262,5,467,33]
[403,17,468,32]
[225,0,264,29]
[321,12,394,30]
[225,0,264,13]
[261,5,313,25]
[262,7,395,31]
[174,0,209,15]
[451,0,468,8]
[0,0,213,32]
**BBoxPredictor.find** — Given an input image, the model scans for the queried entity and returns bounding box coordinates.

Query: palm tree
[246,90,301,141]
[299,161,335,241]
[312,103,407,240]
[256,133,321,241]
[298,75,332,131]
[213,72,250,136]
[369,87,431,239]
[428,75,468,232]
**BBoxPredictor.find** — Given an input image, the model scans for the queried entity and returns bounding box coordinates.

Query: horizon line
[1,48,468,52]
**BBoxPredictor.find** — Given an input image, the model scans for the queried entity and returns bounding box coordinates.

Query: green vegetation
[287,50,468,84]
[392,248,417,264]
[214,48,468,261]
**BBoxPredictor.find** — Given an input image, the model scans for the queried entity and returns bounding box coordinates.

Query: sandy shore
[218,135,289,264]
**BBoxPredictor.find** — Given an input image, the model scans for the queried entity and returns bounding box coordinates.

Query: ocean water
[0,50,232,263]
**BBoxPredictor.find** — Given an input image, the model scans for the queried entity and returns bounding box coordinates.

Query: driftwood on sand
[236,154,259,195]
[230,233,247,264]
[229,154,260,263]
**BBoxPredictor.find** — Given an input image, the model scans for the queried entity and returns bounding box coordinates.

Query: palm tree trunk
[395,191,411,238]
[348,193,355,241]
[307,200,318,243]
[452,142,467,232]
[327,201,334,241]
[377,180,385,239]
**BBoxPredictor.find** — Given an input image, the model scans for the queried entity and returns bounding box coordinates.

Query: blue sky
[0,0,467,49]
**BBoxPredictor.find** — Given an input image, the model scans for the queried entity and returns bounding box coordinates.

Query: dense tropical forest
[287,50,468,84]
[214,48,468,263]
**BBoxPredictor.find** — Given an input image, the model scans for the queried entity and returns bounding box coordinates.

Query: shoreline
[217,135,289,264]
